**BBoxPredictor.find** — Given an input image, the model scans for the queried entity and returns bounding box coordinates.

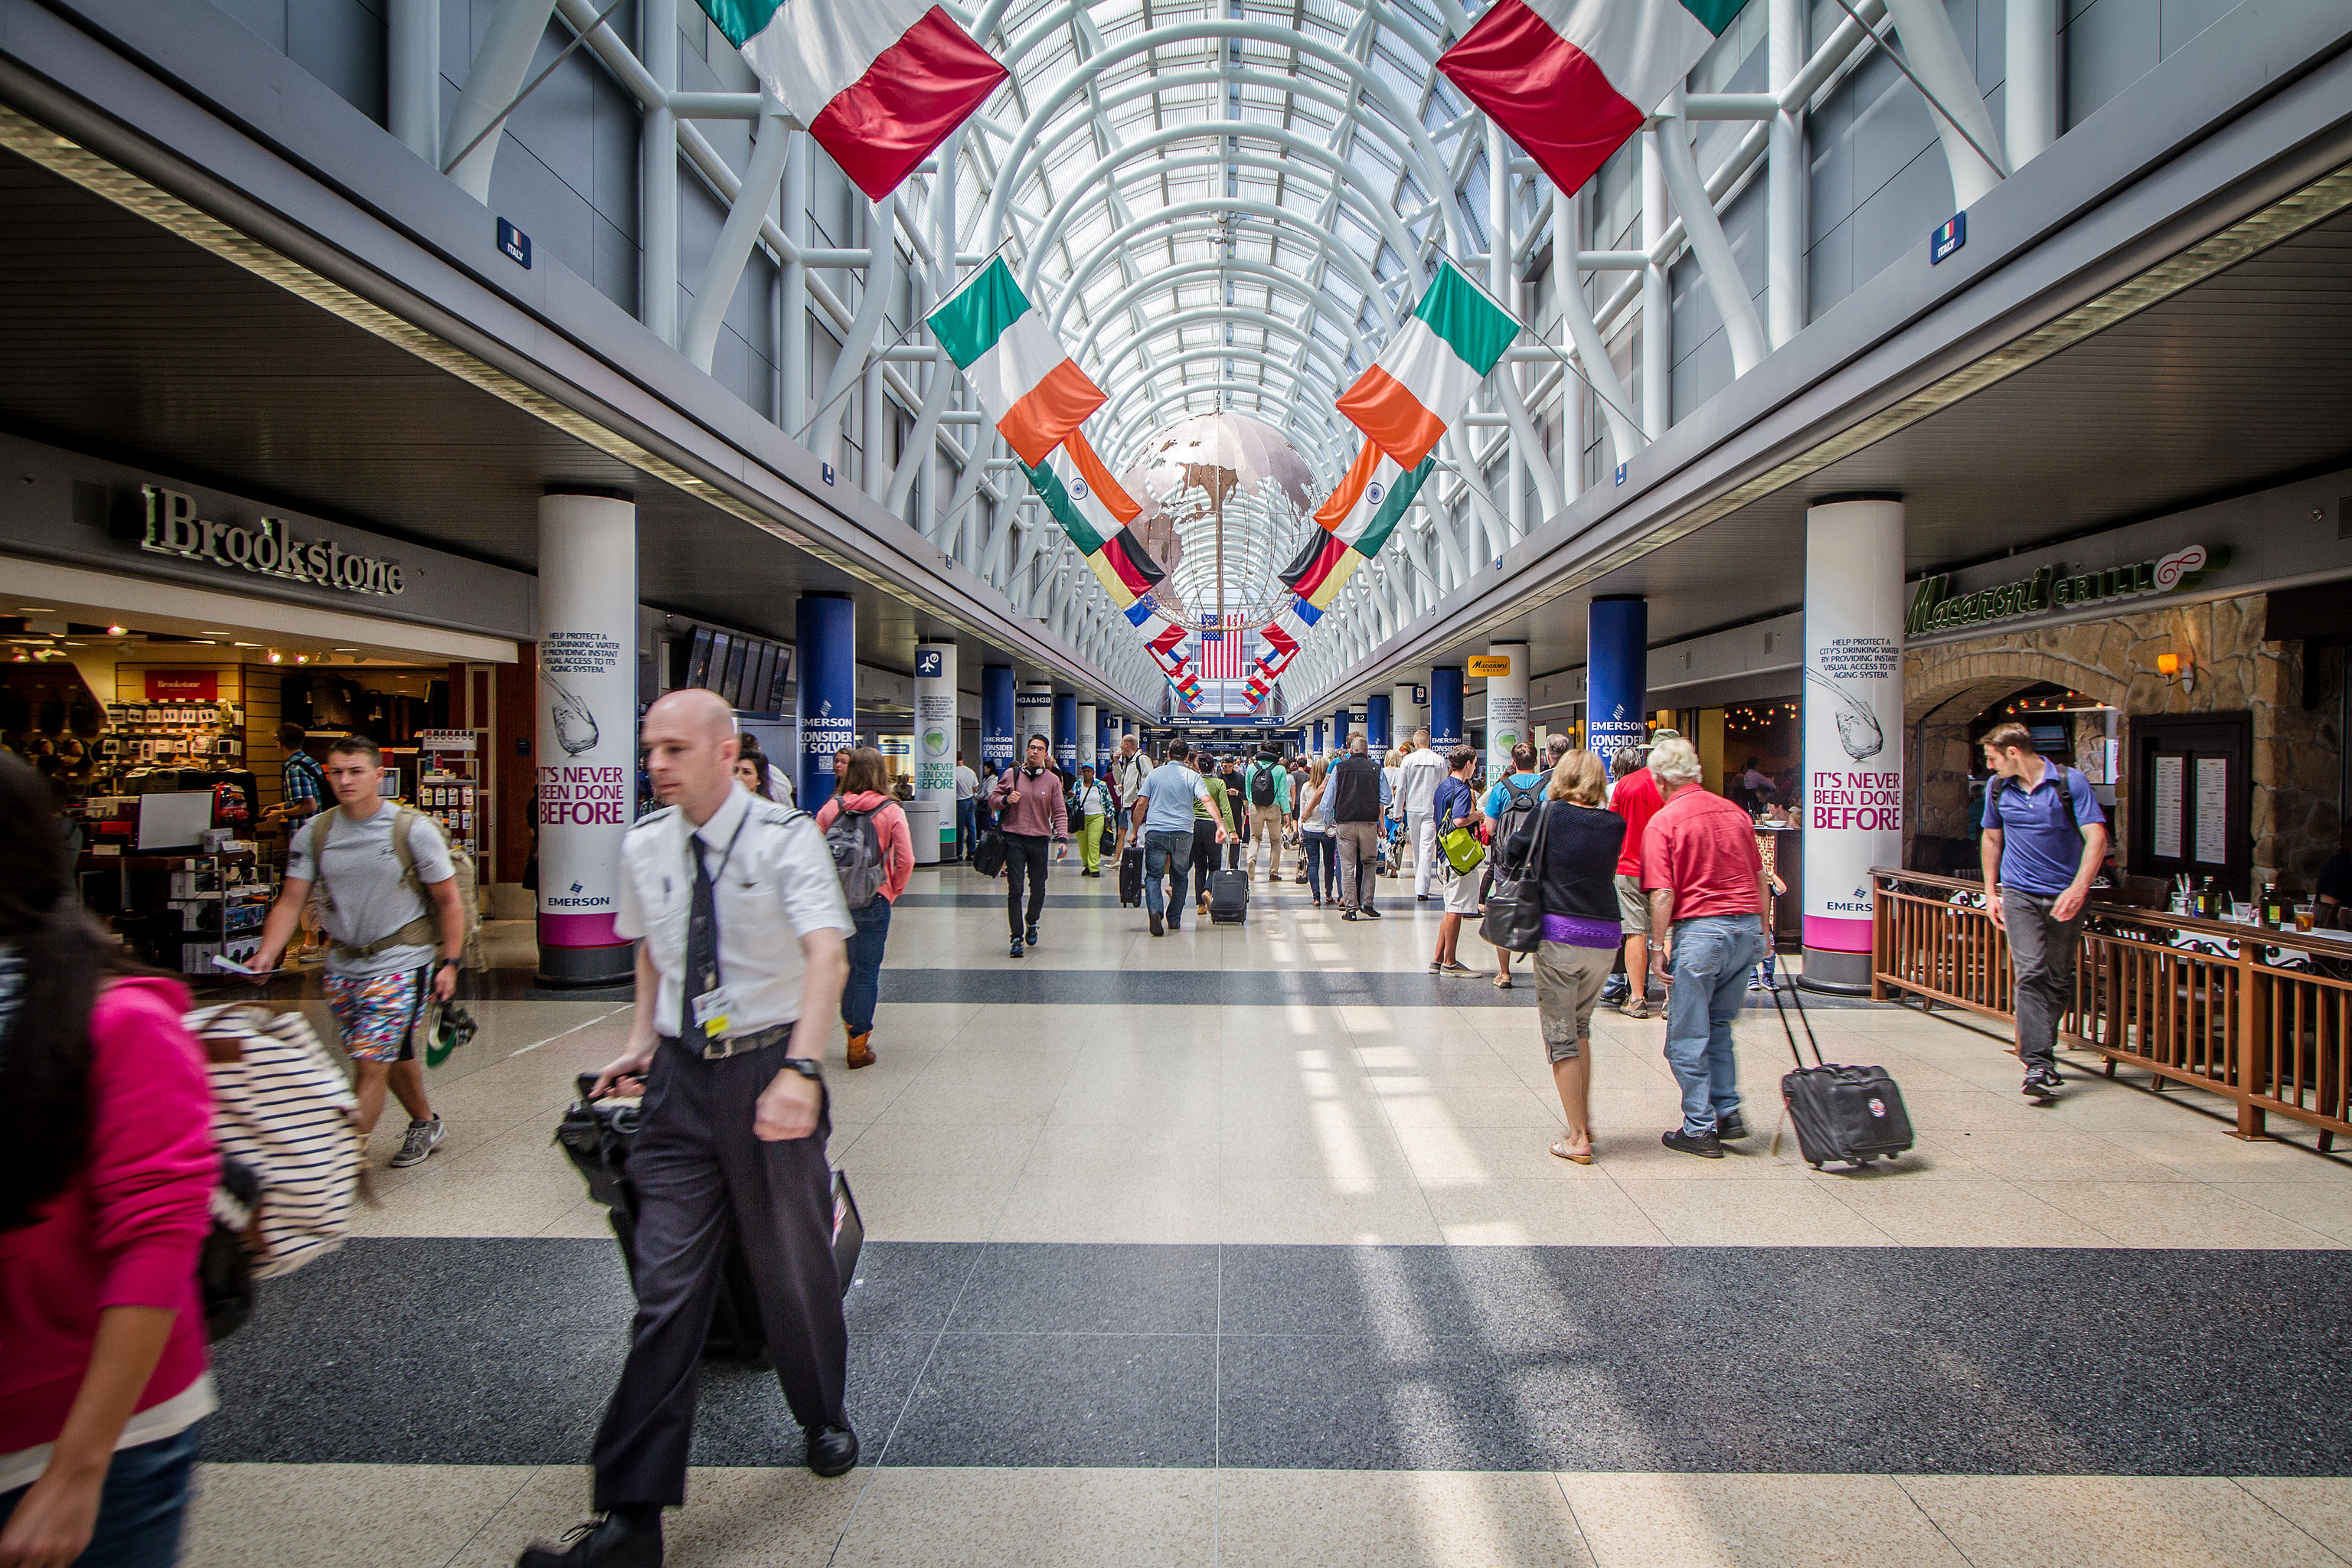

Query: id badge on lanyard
[688,815,749,1039]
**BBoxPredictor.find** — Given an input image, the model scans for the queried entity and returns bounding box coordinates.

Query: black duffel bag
[969,827,1008,878]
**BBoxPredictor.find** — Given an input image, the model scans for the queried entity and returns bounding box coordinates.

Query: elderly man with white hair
[1640,737,1769,1159]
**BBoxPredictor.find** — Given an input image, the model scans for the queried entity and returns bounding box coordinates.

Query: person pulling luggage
[518,689,854,1568]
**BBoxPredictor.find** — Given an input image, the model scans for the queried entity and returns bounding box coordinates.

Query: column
[794,594,856,812]
[982,665,1016,778]
[1390,681,1425,743]
[1334,708,1351,751]
[1429,667,1464,752]
[914,640,958,858]
[1053,692,1079,774]
[1018,681,1054,758]
[1365,693,1392,751]
[1801,496,1906,994]
[535,489,637,986]
[1095,709,1116,775]
[1482,642,1530,779]
[1076,701,1098,774]
[1586,597,1648,775]
[1312,719,1327,756]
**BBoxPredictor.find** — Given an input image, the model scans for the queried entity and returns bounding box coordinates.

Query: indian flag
[1438,0,1741,198]
[693,1,1007,203]
[1335,262,1521,469]
[930,259,1106,467]
[1317,443,1436,559]
[1047,428,1141,554]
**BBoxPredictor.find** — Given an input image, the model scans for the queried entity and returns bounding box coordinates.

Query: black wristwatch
[778,1057,824,1082]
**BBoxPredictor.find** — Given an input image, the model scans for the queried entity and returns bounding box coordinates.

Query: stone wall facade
[1903,591,2345,892]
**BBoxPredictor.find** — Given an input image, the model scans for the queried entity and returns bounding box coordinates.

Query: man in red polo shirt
[1641,737,1768,1158]
[1606,742,1668,1017]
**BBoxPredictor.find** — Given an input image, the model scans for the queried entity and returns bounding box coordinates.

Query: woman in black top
[1503,750,1625,1165]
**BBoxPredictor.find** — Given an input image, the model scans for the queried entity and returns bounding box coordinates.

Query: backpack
[1494,780,1543,860]
[1986,766,2080,835]
[188,1004,361,1292]
[1248,761,1279,808]
[827,803,888,910]
[306,805,482,969]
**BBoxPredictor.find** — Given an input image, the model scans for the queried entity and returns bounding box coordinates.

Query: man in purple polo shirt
[1978,720,2109,1102]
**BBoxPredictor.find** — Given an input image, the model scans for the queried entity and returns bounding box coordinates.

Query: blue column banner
[1017,681,1054,761]
[794,593,856,812]
[1334,709,1351,751]
[1429,667,1464,751]
[982,665,1016,776]
[1586,596,1649,776]
[1052,692,1078,773]
[1097,710,1118,774]
[1365,693,1392,751]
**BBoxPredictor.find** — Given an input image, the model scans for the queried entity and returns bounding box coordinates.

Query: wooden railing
[1871,868,2352,1145]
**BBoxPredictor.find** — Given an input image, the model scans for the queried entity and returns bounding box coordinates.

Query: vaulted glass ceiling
[953,0,1495,614]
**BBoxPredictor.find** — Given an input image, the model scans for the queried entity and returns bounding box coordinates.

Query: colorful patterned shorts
[325,968,429,1063]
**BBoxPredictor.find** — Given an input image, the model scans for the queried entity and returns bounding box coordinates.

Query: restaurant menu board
[2194,756,2229,865]
[2152,755,2184,861]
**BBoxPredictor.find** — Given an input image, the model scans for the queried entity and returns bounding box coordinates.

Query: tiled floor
[187,864,2352,1565]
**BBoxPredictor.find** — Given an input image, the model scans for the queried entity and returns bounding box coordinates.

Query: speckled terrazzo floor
[185,866,2352,1566]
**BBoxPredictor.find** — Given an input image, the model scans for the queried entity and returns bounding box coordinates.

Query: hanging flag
[1253,619,1302,672]
[1335,261,1521,469]
[1301,548,1365,611]
[1025,459,1167,607]
[1279,529,1358,603]
[1130,608,1191,675]
[1318,444,1437,560]
[694,1,1008,203]
[1436,0,1740,200]
[929,259,1105,466]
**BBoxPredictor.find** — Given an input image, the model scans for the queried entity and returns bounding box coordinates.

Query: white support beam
[681,109,792,372]
[1883,0,2007,207]
[1656,101,1768,377]
[443,0,560,201]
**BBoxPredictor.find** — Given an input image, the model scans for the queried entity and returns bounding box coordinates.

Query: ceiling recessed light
[333,647,358,652]
[17,607,54,613]
[201,630,230,637]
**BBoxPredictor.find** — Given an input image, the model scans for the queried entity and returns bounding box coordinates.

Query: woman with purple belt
[1501,749,1625,1165]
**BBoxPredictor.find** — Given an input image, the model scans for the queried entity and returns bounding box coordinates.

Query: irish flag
[929,259,1105,466]
[1335,261,1521,469]
[1438,0,1741,198]
[693,1,1007,203]
[1317,443,1436,560]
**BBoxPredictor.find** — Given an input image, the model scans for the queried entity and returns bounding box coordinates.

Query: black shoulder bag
[1481,800,1550,954]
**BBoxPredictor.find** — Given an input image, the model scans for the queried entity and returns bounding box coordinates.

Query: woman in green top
[1192,767,1236,915]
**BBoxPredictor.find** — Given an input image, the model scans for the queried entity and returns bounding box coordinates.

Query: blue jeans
[0,1422,201,1568]
[841,896,891,1035]
[1662,914,1766,1136]
[1302,832,1336,900]
[1143,828,1194,919]
[956,799,977,859]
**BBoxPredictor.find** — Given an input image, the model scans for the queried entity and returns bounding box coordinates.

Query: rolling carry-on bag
[1119,844,1145,907]
[556,1074,864,1362]
[1207,867,1250,924]
[1772,983,1913,1169]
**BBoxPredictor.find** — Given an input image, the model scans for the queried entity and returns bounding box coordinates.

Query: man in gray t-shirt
[252,736,466,1168]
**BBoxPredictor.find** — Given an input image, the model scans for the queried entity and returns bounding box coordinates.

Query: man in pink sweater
[985,734,1070,959]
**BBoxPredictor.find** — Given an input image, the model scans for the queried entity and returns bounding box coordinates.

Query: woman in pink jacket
[1,755,215,1567]
[815,748,913,1073]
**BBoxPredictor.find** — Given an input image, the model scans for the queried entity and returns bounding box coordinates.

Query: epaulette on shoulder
[626,805,679,835]
[753,801,810,830]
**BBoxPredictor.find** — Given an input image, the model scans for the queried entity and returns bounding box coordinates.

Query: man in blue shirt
[1130,740,1228,937]
[1978,721,2109,1101]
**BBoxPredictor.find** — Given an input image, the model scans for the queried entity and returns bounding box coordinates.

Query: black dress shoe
[1149,910,1165,936]
[1662,1128,1724,1159]
[517,1512,662,1567]
[1716,1109,1749,1141]
[807,1422,859,1477]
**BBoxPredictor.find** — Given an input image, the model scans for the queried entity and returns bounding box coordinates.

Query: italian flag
[929,259,1106,467]
[694,1,1008,203]
[1316,443,1436,560]
[1438,0,1741,198]
[1335,261,1521,469]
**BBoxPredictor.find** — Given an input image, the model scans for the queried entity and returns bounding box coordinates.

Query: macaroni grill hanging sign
[140,485,405,596]
[1906,545,2221,635]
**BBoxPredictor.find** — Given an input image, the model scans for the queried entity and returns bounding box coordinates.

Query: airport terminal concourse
[3,2,2352,1564]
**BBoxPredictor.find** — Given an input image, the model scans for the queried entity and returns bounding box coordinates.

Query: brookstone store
[1903,467,2352,900]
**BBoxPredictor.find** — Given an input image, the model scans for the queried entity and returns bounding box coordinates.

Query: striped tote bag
[190,1004,361,1279]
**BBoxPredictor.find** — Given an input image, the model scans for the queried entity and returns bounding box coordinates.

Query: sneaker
[1600,975,1630,1005]
[1621,997,1651,1020]
[1025,923,1040,946]
[1168,911,1181,931]
[1716,1109,1749,1141]
[1438,960,1477,975]
[1662,1128,1724,1159]
[2023,1067,2063,1101]
[1341,909,1360,921]
[390,1116,445,1169]
[1009,939,1024,959]
[1416,893,1433,903]
[1361,903,1383,918]
[1150,911,1165,936]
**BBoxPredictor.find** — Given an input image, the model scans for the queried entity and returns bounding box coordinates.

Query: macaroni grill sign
[140,485,406,596]
[1906,544,2222,635]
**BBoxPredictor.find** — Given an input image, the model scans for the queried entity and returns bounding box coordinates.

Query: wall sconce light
[2156,652,2194,694]
[267,649,283,663]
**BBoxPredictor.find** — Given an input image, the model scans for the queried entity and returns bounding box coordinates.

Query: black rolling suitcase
[1119,844,1145,906]
[1772,983,1913,1169]
[1208,867,1250,924]
[556,1074,864,1362]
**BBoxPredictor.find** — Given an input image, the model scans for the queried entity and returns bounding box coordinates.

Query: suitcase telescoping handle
[577,1072,600,1106]
[1768,980,1825,1070]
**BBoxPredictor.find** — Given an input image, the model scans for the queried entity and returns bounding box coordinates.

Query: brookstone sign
[141,484,406,596]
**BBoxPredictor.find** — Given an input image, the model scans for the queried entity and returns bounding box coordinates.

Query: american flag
[1195,610,1257,681]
